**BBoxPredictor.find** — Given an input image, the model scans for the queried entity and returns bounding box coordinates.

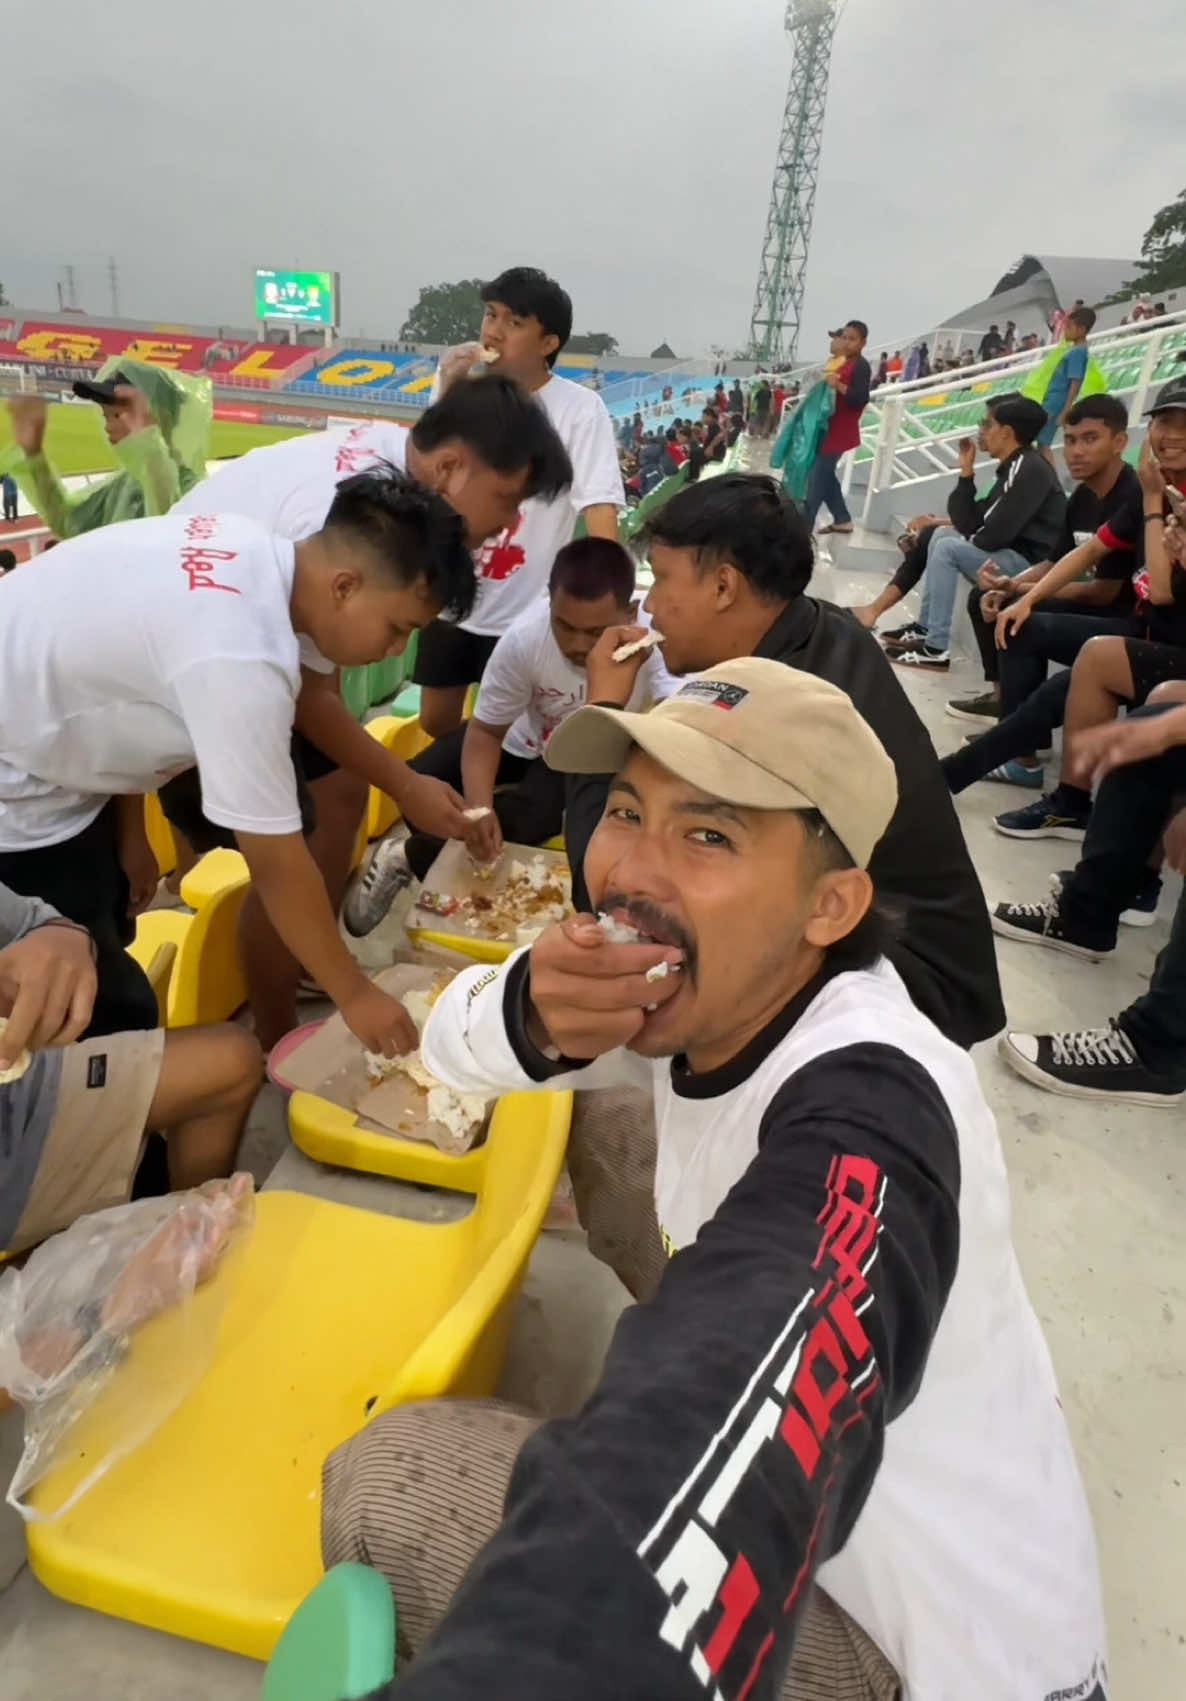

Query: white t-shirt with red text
[0,512,308,849]
[173,421,409,676]
[461,374,624,638]
[475,600,675,760]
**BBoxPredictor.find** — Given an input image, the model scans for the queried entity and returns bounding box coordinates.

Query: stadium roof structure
[989,253,1138,307]
[938,252,1139,340]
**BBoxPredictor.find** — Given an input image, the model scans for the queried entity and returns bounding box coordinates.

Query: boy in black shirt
[988,379,1186,838]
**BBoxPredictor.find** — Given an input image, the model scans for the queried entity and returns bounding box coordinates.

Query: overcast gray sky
[6,0,1184,360]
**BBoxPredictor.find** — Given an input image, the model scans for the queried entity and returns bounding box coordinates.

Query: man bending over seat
[323,661,1107,1701]
[0,470,475,1058]
[170,375,573,1046]
[345,535,673,930]
[0,878,259,1270]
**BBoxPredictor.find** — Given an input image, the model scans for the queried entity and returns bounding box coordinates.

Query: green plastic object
[339,666,372,722]
[768,379,833,504]
[261,1564,396,1701]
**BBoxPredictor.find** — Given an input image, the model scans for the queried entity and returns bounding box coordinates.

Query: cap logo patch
[677,680,748,711]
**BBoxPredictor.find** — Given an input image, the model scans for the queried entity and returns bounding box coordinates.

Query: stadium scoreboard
[254,268,340,327]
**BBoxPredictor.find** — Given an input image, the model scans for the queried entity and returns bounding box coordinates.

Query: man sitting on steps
[881,393,1065,672]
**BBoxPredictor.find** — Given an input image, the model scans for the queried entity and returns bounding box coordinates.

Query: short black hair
[986,391,1048,447]
[411,374,572,501]
[0,548,16,572]
[1065,393,1128,433]
[549,536,635,605]
[481,267,573,368]
[845,319,869,341]
[643,472,814,602]
[1067,306,1097,334]
[324,467,476,621]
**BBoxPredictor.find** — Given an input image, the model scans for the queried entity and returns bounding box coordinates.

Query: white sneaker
[343,840,412,938]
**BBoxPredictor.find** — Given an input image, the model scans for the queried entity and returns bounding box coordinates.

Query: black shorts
[1124,637,1186,706]
[157,733,325,855]
[412,620,499,691]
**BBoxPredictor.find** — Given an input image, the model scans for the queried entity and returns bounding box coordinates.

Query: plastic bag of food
[0,1173,254,1522]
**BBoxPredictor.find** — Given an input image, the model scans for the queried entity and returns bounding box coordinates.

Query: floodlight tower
[749,0,840,366]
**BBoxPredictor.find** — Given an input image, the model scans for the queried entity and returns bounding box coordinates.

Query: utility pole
[749,0,840,367]
[108,256,120,319]
[59,264,79,312]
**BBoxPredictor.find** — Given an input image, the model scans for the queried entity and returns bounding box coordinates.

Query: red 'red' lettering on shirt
[474,509,526,581]
[179,514,241,594]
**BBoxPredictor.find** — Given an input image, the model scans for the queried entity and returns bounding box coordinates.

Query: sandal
[817,523,854,535]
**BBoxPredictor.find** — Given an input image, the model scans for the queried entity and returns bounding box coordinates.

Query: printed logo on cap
[677,680,748,711]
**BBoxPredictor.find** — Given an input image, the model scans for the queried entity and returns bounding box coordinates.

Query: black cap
[72,370,132,405]
[1146,378,1186,418]
[828,327,843,337]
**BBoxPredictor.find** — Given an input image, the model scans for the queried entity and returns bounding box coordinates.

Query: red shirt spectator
[820,350,873,456]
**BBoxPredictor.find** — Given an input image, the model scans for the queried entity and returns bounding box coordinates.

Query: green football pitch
[0,401,309,477]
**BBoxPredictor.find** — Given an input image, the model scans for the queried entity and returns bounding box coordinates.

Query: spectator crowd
[2,261,1178,1701]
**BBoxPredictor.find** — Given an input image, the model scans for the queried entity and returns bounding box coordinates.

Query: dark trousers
[965,590,1134,691]
[804,451,850,530]
[999,610,1141,715]
[2,497,16,523]
[941,673,1070,792]
[942,609,1146,792]
[1059,707,1186,1079]
[968,584,1001,684]
[0,803,156,1037]
[403,729,567,882]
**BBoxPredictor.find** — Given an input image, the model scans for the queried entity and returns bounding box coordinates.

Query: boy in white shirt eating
[345,537,672,930]
[0,468,474,1058]
[413,267,625,738]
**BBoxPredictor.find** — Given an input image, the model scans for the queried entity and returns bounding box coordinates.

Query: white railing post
[861,392,902,526]
[1130,325,1167,425]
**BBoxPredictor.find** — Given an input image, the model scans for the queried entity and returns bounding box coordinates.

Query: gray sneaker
[343,839,413,937]
[945,691,1001,725]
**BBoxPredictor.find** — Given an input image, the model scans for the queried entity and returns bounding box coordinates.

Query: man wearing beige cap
[323,660,1106,1701]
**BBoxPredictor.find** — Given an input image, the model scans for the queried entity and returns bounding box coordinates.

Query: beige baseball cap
[545,656,898,869]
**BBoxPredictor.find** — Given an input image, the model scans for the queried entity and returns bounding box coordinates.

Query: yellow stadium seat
[126,938,177,1025]
[363,714,431,842]
[143,794,178,878]
[289,1087,487,1190]
[25,1091,571,1660]
[129,850,250,1026]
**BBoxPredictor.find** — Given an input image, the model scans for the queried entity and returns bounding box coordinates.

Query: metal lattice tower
[749,0,840,366]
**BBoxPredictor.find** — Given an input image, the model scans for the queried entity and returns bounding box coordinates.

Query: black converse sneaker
[998,1022,1186,1107]
[990,896,1112,960]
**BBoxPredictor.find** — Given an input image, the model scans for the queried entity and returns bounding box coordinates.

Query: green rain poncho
[1,356,212,538]
[768,379,835,504]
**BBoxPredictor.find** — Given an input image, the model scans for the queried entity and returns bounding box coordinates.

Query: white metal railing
[852,308,1186,523]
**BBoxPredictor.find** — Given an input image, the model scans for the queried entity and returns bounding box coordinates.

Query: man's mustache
[598,891,698,983]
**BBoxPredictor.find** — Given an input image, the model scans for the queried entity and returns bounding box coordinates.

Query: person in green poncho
[2,355,212,538]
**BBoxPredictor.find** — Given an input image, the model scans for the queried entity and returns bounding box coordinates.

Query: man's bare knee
[1148,679,1186,707]
[151,1024,262,1130]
